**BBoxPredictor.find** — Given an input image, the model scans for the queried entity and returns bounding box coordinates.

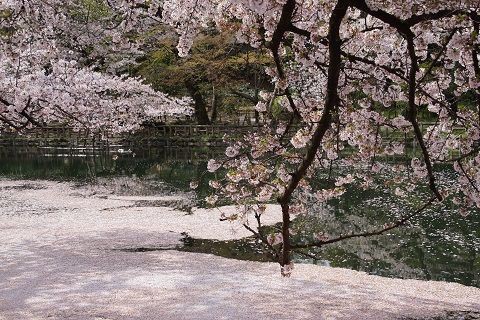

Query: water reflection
[289,184,480,287]
[0,146,478,288]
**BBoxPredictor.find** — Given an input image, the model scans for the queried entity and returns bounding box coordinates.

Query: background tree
[136,29,273,124]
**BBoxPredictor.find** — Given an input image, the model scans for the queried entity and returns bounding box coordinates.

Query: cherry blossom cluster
[0,0,192,133]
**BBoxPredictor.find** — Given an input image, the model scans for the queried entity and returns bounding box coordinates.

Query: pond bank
[0,179,479,320]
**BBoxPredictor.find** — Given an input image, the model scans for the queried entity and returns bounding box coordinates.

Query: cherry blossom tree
[0,0,192,133]
[2,0,479,276]
[161,0,480,275]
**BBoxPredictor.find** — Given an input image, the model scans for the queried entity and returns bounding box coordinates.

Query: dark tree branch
[351,0,443,200]
[291,196,436,249]
[405,36,442,201]
[278,0,348,204]
[352,1,414,39]
[341,51,407,81]
[269,0,297,55]
[417,28,458,85]
[242,221,280,261]
[405,9,464,26]
[0,96,13,106]
[229,89,259,104]
[457,160,479,193]
[18,109,44,128]
[275,0,350,270]
[471,12,480,124]
[448,146,480,163]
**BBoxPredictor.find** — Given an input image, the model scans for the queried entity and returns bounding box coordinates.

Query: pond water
[0,146,478,288]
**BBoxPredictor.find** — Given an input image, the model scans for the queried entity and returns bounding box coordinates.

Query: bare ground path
[0,179,479,320]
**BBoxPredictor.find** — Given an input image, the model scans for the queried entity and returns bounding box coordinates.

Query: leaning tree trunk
[272,0,348,275]
[185,79,211,125]
[210,92,220,123]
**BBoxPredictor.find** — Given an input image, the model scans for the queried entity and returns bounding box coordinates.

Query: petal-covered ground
[0,179,479,320]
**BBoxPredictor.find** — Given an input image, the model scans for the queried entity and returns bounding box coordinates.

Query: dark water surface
[0,146,478,288]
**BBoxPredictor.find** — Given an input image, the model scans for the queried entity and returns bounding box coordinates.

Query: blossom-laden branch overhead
[0,0,193,133]
[159,0,480,274]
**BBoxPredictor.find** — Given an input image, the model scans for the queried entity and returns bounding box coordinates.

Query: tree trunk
[185,79,211,125]
[472,15,480,125]
[254,110,260,124]
[280,202,291,273]
[211,90,220,123]
[274,0,349,276]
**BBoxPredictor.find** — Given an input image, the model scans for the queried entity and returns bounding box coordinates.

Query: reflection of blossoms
[411,158,428,178]
[315,188,346,202]
[334,174,354,187]
[267,233,283,246]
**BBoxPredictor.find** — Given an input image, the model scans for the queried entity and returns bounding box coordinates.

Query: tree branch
[291,196,437,249]
[405,35,442,201]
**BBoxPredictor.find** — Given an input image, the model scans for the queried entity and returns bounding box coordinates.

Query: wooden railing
[136,124,264,138]
[0,122,466,154]
[0,124,267,151]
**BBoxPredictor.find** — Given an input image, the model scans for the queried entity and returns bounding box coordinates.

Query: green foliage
[135,29,274,120]
[73,0,112,21]
[138,32,270,91]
